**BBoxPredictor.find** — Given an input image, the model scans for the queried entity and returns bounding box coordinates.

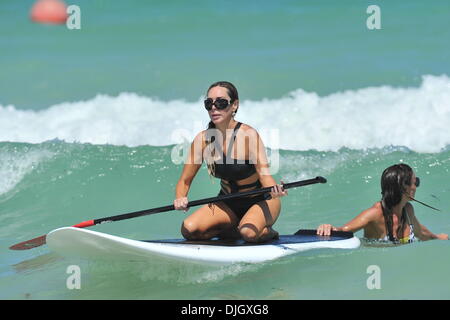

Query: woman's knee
[180,204,237,240]
[239,224,259,242]
[181,219,199,240]
[239,223,278,243]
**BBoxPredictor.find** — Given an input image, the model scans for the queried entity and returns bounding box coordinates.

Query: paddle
[9,176,327,250]
[408,196,441,212]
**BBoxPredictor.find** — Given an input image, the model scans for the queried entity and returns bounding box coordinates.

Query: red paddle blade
[9,235,47,250]
[9,220,94,251]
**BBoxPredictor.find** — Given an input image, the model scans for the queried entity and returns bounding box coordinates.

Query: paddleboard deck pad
[47,227,360,265]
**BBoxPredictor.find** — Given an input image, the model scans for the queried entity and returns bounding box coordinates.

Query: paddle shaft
[403,193,441,212]
[74,176,327,228]
[9,176,326,250]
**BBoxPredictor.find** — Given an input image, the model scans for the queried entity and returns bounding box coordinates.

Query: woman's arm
[408,203,449,240]
[174,132,204,211]
[317,206,379,236]
[249,128,286,198]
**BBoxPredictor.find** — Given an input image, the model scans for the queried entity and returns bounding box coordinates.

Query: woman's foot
[266,227,279,241]
[243,226,279,243]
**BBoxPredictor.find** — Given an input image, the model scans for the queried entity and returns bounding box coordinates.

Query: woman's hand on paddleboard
[436,233,449,240]
[317,224,337,236]
[270,181,288,199]
[174,197,189,212]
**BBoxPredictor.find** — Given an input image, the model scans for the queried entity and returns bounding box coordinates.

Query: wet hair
[204,81,239,177]
[380,164,414,241]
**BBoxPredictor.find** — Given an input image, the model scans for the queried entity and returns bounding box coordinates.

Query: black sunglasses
[415,177,420,187]
[204,98,231,111]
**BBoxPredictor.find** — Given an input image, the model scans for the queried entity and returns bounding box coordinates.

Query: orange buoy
[30,0,68,25]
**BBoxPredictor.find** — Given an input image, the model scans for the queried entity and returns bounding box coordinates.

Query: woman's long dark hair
[204,81,239,177]
[380,164,413,241]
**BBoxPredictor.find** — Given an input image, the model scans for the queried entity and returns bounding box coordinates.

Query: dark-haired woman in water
[174,81,287,243]
[317,164,448,243]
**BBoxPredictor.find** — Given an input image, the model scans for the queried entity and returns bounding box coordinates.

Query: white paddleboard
[47,227,360,266]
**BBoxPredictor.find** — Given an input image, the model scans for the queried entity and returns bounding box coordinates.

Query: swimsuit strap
[210,122,242,161]
[398,206,416,244]
[221,179,262,193]
[405,206,416,242]
[225,122,242,161]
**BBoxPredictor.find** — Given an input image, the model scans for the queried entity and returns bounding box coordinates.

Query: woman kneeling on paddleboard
[174,81,287,242]
[317,164,448,243]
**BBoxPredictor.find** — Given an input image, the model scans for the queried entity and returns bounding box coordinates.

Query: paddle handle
[73,176,327,228]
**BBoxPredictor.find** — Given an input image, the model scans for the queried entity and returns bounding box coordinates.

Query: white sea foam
[1,75,449,153]
[0,148,54,196]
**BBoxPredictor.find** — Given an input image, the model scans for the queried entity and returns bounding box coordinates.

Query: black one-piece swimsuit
[211,122,271,219]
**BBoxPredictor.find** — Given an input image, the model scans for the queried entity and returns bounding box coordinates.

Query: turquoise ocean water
[1,0,450,300]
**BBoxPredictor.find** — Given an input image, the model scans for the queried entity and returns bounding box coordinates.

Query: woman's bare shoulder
[238,123,259,139]
[192,130,205,141]
[192,130,208,150]
[371,201,382,210]
[363,202,384,218]
[239,122,256,132]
